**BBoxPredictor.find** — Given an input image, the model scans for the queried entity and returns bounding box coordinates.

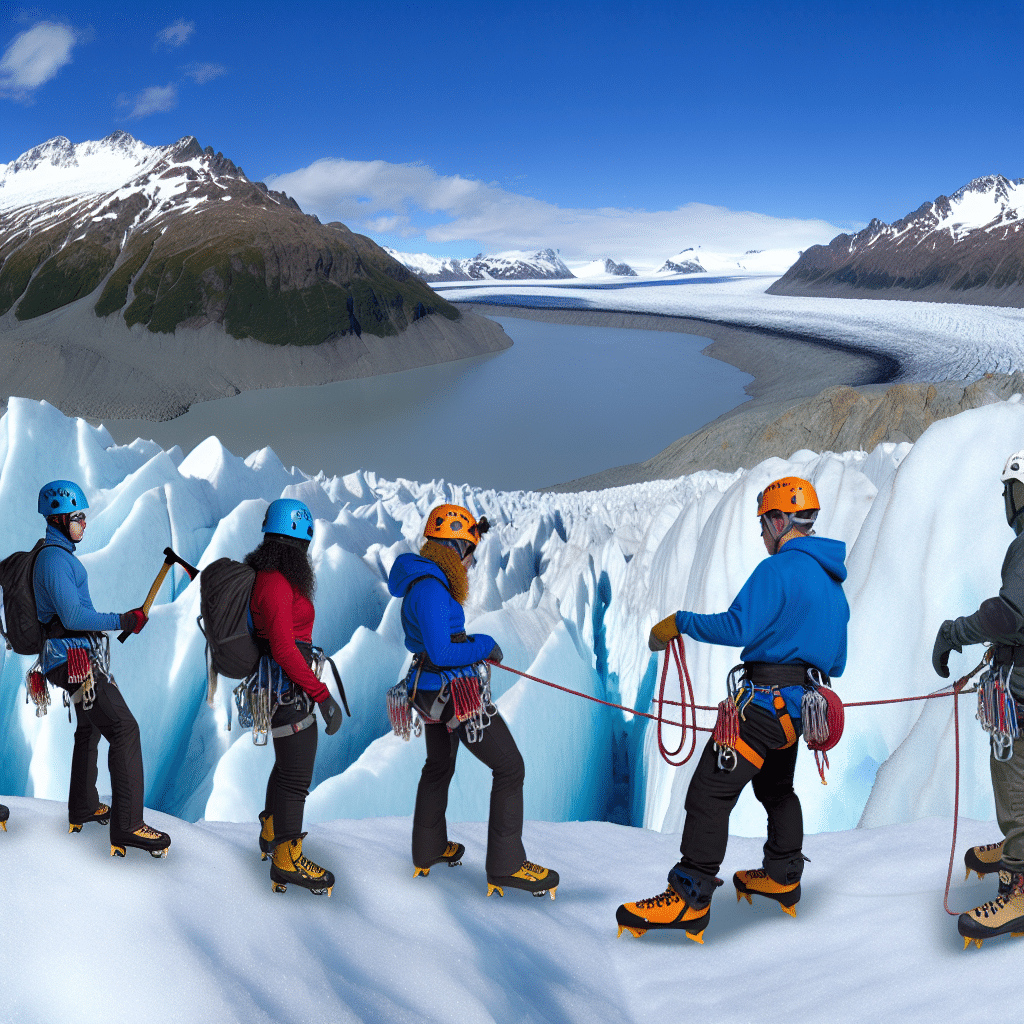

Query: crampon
[733,868,800,916]
[69,804,110,834]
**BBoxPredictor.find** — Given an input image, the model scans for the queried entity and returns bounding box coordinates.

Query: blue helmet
[262,498,314,541]
[38,480,89,516]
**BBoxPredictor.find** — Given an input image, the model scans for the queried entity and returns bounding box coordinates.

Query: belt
[270,712,316,739]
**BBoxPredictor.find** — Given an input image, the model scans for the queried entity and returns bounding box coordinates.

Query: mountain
[384,247,574,281]
[0,132,466,344]
[656,248,803,276]
[767,174,1024,305]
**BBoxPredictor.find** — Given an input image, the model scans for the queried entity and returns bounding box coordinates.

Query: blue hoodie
[388,553,495,690]
[33,524,122,670]
[674,535,849,717]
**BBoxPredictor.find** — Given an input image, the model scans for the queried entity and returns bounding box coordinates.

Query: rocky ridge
[549,373,1024,491]
[768,174,1024,306]
[0,132,469,345]
[383,247,574,282]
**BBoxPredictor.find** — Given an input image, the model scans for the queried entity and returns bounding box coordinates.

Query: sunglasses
[69,512,87,523]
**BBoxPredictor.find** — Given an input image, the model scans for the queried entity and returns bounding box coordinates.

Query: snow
[433,274,1024,381]
[1,798,1012,1023]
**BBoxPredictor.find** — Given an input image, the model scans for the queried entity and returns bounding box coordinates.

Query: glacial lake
[101,315,752,492]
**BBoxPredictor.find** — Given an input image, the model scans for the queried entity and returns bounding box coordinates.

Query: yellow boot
[270,834,334,896]
[616,887,710,943]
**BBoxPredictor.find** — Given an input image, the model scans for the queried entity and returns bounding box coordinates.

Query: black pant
[265,702,318,844]
[676,703,804,887]
[413,707,526,876]
[48,666,145,834]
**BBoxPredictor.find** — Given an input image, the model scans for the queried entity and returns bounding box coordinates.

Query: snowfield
[2,390,1023,1021]
[1,799,1011,1024]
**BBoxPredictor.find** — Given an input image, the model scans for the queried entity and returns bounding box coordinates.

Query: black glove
[120,607,148,634]
[318,694,343,735]
[932,620,962,678]
[488,643,504,664]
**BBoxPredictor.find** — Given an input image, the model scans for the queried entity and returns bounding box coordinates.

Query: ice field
[436,275,1024,381]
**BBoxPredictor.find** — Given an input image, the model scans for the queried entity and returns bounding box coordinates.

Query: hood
[780,535,847,583]
[387,552,449,598]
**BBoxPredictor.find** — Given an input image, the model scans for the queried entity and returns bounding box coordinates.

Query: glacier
[1,393,1018,840]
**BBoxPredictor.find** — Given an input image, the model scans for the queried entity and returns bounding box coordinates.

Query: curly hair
[244,537,316,601]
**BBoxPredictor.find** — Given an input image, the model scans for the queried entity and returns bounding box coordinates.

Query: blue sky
[2,1,1022,264]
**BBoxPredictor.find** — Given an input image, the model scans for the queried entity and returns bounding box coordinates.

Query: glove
[932,620,962,678]
[488,643,504,664]
[318,694,343,736]
[119,607,148,634]
[648,613,680,652]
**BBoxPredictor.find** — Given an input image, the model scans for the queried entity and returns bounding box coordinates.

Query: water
[100,315,752,491]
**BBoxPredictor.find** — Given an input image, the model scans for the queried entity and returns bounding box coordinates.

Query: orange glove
[648,613,680,652]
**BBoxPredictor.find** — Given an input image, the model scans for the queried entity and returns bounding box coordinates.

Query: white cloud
[156,20,194,48]
[182,62,226,84]
[266,157,848,264]
[0,21,76,100]
[120,83,178,119]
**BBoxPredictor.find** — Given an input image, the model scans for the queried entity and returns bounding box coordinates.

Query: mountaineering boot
[616,887,713,943]
[414,840,465,878]
[733,868,801,916]
[964,840,1007,880]
[69,803,110,833]
[487,860,559,900]
[0,803,8,832]
[259,811,274,861]
[270,834,335,896]
[958,869,1024,949]
[110,823,171,859]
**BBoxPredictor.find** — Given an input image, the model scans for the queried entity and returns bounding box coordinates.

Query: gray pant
[992,739,1024,870]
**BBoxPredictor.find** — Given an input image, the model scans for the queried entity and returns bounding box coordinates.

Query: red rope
[656,637,700,766]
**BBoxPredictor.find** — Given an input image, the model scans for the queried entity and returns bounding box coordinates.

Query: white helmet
[1001,450,1024,529]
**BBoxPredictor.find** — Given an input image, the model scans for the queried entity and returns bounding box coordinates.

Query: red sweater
[249,570,329,703]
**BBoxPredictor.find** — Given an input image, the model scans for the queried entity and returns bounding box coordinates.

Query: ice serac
[768,174,1024,306]
[0,133,511,418]
[0,393,1019,838]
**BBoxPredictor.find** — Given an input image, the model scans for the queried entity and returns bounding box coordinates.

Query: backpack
[0,540,50,656]
[197,558,260,681]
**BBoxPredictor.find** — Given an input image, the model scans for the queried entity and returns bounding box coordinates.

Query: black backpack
[0,540,50,656]
[197,558,260,680]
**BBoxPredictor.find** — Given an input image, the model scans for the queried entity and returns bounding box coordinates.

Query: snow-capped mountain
[569,257,637,278]
[769,174,1024,306]
[656,248,803,275]
[384,247,574,281]
[0,133,458,345]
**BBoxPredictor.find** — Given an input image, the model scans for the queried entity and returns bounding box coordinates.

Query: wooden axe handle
[117,559,173,643]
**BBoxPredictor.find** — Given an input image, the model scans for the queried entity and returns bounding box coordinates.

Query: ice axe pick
[117,546,199,643]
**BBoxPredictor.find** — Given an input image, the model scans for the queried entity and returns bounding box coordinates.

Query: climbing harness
[234,644,343,745]
[386,656,493,743]
[711,664,800,773]
[27,636,110,721]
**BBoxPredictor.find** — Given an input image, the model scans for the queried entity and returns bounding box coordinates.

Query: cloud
[156,20,193,49]
[182,62,226,84]
[0,21,77,100]
[119,83,177,119]
[266,157,849,265]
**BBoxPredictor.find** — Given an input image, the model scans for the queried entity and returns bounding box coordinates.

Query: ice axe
[118,546,199,643]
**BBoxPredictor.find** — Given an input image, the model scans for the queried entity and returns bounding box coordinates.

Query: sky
[2,1,1023,266]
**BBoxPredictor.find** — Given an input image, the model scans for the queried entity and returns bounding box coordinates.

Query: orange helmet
[424,504,484,547]
[756,477,820,517]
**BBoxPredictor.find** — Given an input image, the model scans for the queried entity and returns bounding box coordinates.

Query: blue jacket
[33,525,121,669]
[388,553,495,690]
[675,535,849,717]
